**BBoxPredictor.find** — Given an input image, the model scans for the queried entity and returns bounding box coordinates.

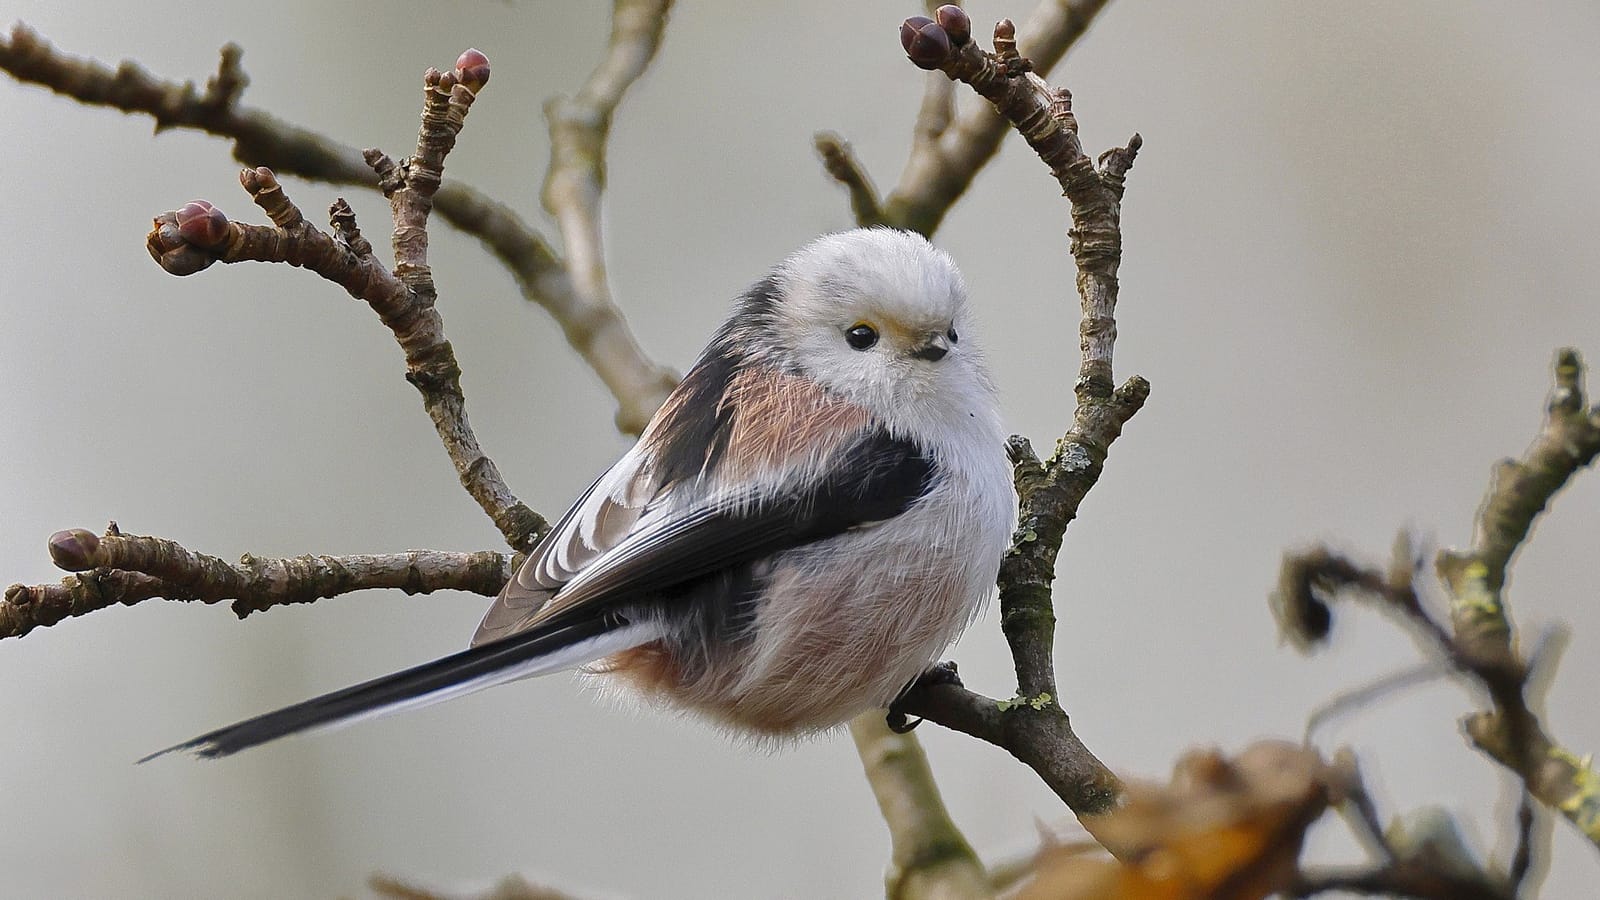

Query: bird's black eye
[946,327,959,344]
[846,323,879,350]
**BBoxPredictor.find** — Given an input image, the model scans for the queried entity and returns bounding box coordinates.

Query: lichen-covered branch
[849,715,989,900]
[1446,351,1600,848]
[0,22,671,433]
[887,10,1143,828]
[540,0,680,434]
[1273,352,1600,854]
[0,526,508,639]
[143,55,546,555]
[1438,348,1600,657]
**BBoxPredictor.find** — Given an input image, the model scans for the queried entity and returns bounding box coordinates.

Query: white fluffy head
[752,228,996,438]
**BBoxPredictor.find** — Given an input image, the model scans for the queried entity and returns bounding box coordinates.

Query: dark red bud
[995,18,1016,42]
[48,529,100,571]
[239,166,279,194]
[900,16,933,54]
[455,48,490,92]
[904,20,952,69]
[147,213,216,276]
[174,200,230,248]
[935,5,970,46]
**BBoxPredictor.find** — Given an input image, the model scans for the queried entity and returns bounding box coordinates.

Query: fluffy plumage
[147,228,1014,759]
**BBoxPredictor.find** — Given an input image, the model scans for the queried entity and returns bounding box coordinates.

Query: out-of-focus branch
[1272,352,1600,855]
[370,873,584,900]
[143,55,546,555]
[0,22,672,433]
[817,0,1112,235]
[0,526,508,638]
[1288,864,1513,900]
[889,10,1143,833]
[814,132,886,227]
[1451,361,1600,844]
[849,716,989,900]
[540,0,680,434]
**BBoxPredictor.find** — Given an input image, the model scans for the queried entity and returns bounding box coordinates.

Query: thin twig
[0,22,671,434]
[142,59,547,554]
[539,0,680,434]
[813,132,886,226]
[886,0,1113,235]
[1,527,508,638]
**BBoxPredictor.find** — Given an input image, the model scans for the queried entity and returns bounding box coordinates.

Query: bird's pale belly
[603,529,980,734]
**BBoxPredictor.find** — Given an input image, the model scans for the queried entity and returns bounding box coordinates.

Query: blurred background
[3,1,1598,897]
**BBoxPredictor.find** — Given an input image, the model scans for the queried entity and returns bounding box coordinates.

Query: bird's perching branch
[864,7,1144,843]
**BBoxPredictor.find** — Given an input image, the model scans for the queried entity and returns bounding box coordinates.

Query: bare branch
[370,872,585,900]
[911,0,956,146]
[886,0,1112,235]
[1289,863,1512,900]
[849,714,989,900]
[540,0,680,435]
[141,60,547,554]
[1273,353,1600,856]
[1442,351,1600,851]
[889,12,1143,829]
[1,526,508,639]
[813,132,886,227]
[0,22,671,434]
[1438,348,1600,656]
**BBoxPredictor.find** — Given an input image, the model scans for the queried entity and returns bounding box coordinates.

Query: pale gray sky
[3,2,1598,897]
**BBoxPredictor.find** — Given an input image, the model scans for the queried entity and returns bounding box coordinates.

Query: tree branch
[1272,352,1600,855]
[540,0,680,434]
[1289,863,1512,900]
[849,715,990,900]
[142,55,546,555]
[813,132,886,227]
[0,22,672,434]
[1441,351,1600,849]
[889,0,1112,235]
[888,10,1143,830]
[1,526,507,639]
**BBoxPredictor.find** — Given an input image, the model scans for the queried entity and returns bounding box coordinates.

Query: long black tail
[141,614,648,761]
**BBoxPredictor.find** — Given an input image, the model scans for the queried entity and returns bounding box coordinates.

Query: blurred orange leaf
[1019,741,1348,900]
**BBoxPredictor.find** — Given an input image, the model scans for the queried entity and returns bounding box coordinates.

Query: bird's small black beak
[910,333,951,362]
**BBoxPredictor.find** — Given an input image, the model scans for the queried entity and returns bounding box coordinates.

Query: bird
[143,227,1016,760]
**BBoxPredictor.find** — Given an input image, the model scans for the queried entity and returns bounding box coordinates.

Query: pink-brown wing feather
[473,366,874,645]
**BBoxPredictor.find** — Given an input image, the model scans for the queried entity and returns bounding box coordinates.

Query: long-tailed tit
[146,228,1015,759]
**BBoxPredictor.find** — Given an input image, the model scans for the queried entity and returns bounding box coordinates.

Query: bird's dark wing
[146,428,934,760]
[525,426,936,631]
[471,346,743,647]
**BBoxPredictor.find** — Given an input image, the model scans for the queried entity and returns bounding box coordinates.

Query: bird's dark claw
[885,660,963,733]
